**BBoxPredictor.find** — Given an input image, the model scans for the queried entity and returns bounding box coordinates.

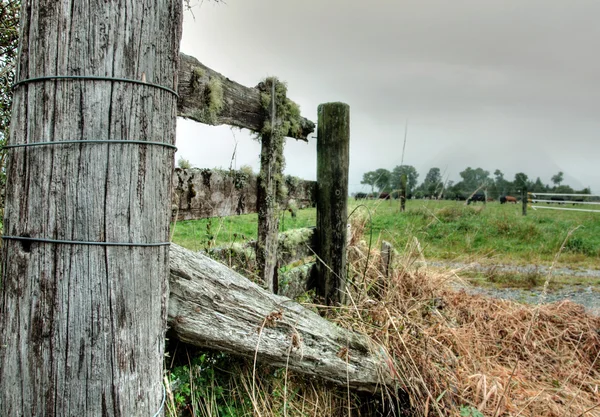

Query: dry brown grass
[328,212,600,417]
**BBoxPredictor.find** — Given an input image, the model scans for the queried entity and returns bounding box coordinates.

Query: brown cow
[504,196,518,204]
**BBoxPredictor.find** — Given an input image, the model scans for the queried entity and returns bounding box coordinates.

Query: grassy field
[171,198,600,269]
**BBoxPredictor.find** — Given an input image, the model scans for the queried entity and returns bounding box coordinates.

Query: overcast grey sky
[176,0,600,193]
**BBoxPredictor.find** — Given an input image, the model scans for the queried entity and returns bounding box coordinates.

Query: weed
[564,236,597,256]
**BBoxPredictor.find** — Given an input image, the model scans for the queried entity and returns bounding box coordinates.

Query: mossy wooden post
[0,2,182,416]
[256,79,284,293]
[316,102,350,305]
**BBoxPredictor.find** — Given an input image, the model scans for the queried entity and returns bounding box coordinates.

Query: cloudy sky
[176,0,600,194]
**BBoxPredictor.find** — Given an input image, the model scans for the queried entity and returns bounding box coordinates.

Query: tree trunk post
[0,2,182,416]
[401,174,407,212]
[315,102,350,305]
[256,79,284,293]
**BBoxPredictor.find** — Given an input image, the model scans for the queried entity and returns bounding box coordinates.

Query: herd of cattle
[354,192,589,206]
[353,192,520,204]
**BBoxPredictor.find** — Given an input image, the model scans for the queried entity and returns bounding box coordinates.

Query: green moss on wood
[191,67,205,91]
[190,68,224,125]
[205,76,224,123]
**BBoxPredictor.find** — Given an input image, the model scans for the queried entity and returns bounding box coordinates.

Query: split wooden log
[168,243,394,392]
[177,53,315,141]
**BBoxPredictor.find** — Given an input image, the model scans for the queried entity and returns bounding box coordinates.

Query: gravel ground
[460,285,600,317]
[428,261,600,316]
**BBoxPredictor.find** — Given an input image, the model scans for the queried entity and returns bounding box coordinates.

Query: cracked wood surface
[168,243,394,392]
[0,2,182,415]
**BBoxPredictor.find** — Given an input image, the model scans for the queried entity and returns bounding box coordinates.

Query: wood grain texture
[177,53,315,140]
[315,103,350,305]
[0,2,182,416]
[168,243,393,392]
[256,133,281,293]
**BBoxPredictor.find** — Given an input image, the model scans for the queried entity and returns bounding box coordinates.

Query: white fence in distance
[528,192,600,213]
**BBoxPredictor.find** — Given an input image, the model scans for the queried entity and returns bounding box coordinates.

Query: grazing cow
[572,198,584,206]
[500,196,517,204]
[549,196,565,205]
[467,193,486,205]
[487,197,495,202]
[355,192,368,200]
[379,192,391,200]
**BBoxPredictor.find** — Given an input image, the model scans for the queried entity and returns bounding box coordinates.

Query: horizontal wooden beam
[168,243,393,392]
[177,53,315,141]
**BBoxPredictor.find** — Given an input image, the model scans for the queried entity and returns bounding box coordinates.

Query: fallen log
[177,53,315,141]
[168,243,393,392]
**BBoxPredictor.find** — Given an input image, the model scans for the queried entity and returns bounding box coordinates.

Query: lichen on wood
[256,77,297,292]
[177,53,315,140]
[190,70,224,125]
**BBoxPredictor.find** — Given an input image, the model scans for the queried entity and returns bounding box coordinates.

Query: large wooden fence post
[315,102,350,305]
[0,2,182,416]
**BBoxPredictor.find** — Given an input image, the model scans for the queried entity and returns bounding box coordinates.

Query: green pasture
[171,198,600,269]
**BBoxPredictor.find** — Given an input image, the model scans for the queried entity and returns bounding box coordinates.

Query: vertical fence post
[522,189,528,216]
[0,1,182,415]
[315,102,350,305]
[257,79,282,293]
[401,174,407,212]
[381,240,393,278]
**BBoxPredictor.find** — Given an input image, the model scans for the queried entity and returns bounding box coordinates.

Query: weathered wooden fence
[1,6,375,414]
[175,66,351,301]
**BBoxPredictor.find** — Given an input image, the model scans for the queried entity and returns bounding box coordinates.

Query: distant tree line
[359,166,590,200]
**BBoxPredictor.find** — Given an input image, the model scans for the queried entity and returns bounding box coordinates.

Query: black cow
[549,196,565,205]
[467,194,485,205]
[355,192,368,200]
[379,192,391,200]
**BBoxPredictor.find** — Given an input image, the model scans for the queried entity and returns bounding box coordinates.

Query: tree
[514,172,529,191]
[374,168,391,192]
[421,167,442,197]
[452,167,490,198]
[551,171,564,187]
[531,177,547,193]
[0,2,183,415]
[391,165,419,195]
[361,170,378,194]
[459,167,490,190]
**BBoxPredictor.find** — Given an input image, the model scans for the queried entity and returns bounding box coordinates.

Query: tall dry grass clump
[332,212,600,416]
